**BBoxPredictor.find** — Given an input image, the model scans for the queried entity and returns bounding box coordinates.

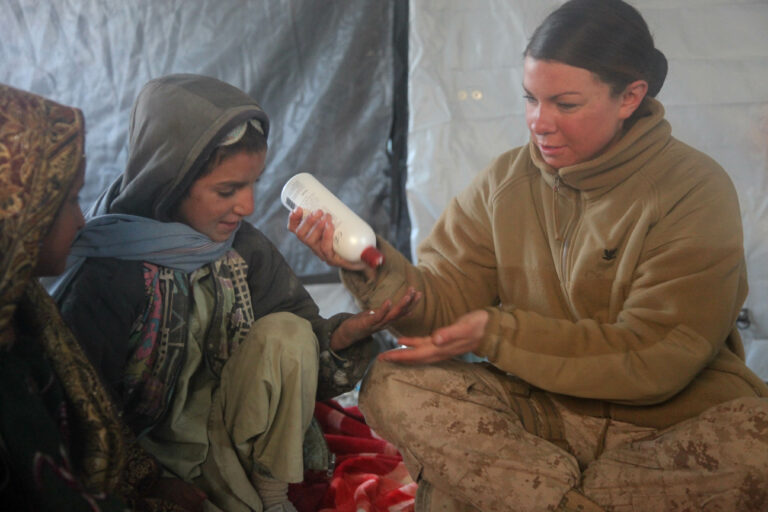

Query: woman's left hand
[330,287,422,352]
[378,309,489,364]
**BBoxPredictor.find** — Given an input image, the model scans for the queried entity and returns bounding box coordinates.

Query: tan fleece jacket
[343,98,768,429]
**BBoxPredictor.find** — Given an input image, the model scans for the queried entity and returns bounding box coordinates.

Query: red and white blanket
[289,400,417,512]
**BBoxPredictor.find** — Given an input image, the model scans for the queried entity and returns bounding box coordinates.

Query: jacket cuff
[475,306,517,362]
[340,237,405,308]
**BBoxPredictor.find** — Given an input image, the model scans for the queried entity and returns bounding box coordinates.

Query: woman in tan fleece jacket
[288,0,768,510]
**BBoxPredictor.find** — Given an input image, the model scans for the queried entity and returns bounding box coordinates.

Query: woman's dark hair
[525,0,668,97]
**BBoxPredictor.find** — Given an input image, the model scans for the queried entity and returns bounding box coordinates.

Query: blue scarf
[47,213,236,300]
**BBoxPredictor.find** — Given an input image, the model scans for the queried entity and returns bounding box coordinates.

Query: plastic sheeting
[0,0,408,282]
[408,0,768,379]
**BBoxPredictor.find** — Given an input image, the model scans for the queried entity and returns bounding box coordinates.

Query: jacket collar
[530,98,672,196]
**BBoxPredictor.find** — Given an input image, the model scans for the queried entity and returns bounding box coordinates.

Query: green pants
[200,312,319,512]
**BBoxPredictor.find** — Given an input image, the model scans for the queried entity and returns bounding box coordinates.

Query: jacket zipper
[553,175,562,242]
[553,175,570,282]
[553,176,581,317]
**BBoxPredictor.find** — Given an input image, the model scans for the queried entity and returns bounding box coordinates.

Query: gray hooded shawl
[105,73,270,220]
[58,74,375,436]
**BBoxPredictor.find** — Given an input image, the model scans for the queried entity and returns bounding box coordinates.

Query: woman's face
[523,57,640,170]
[35,163,86,277]
[174,150,267,242]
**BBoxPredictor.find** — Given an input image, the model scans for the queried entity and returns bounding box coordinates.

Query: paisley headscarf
[0,84,126,492]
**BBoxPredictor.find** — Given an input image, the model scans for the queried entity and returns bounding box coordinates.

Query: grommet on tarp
[736,308,751,330]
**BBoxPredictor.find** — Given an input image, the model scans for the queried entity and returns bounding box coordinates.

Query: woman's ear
[618,80,649,120]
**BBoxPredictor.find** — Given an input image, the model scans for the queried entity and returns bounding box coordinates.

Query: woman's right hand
[288,207,376,278]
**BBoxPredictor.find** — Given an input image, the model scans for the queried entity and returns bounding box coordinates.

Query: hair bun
[648,48,668,97]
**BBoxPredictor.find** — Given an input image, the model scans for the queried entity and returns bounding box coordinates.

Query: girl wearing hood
[53,74,418,512]
[289,1,768,510]
[0,84,208,511]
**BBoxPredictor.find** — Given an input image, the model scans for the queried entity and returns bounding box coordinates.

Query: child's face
[35,163,86,277]
[174,150,266,242]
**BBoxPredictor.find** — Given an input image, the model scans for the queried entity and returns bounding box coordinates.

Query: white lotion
[281,172,384,268]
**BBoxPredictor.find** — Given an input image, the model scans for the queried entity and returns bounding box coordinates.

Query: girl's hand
[379,309,489,364]
[288,207,368,272]
[330,287,422,352]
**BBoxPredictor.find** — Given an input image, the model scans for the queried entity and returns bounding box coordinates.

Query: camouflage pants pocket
[359,359,581,511]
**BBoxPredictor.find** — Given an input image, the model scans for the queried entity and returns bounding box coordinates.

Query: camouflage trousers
[359,359,768,512]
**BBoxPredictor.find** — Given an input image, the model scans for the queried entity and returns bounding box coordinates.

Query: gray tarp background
[3,0,767,380]
[1,0,409,282]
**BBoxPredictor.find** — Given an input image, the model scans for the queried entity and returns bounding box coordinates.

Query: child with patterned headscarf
[0,83,204,512]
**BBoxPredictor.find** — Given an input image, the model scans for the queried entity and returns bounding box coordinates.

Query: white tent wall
[408,0,768,379]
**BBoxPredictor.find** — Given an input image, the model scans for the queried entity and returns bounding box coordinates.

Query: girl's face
[35,163,86,277]
[523,57,643,170]
[174,150,266,242]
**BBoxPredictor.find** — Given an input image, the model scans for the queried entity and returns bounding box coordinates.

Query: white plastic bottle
[281,172,384,268]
